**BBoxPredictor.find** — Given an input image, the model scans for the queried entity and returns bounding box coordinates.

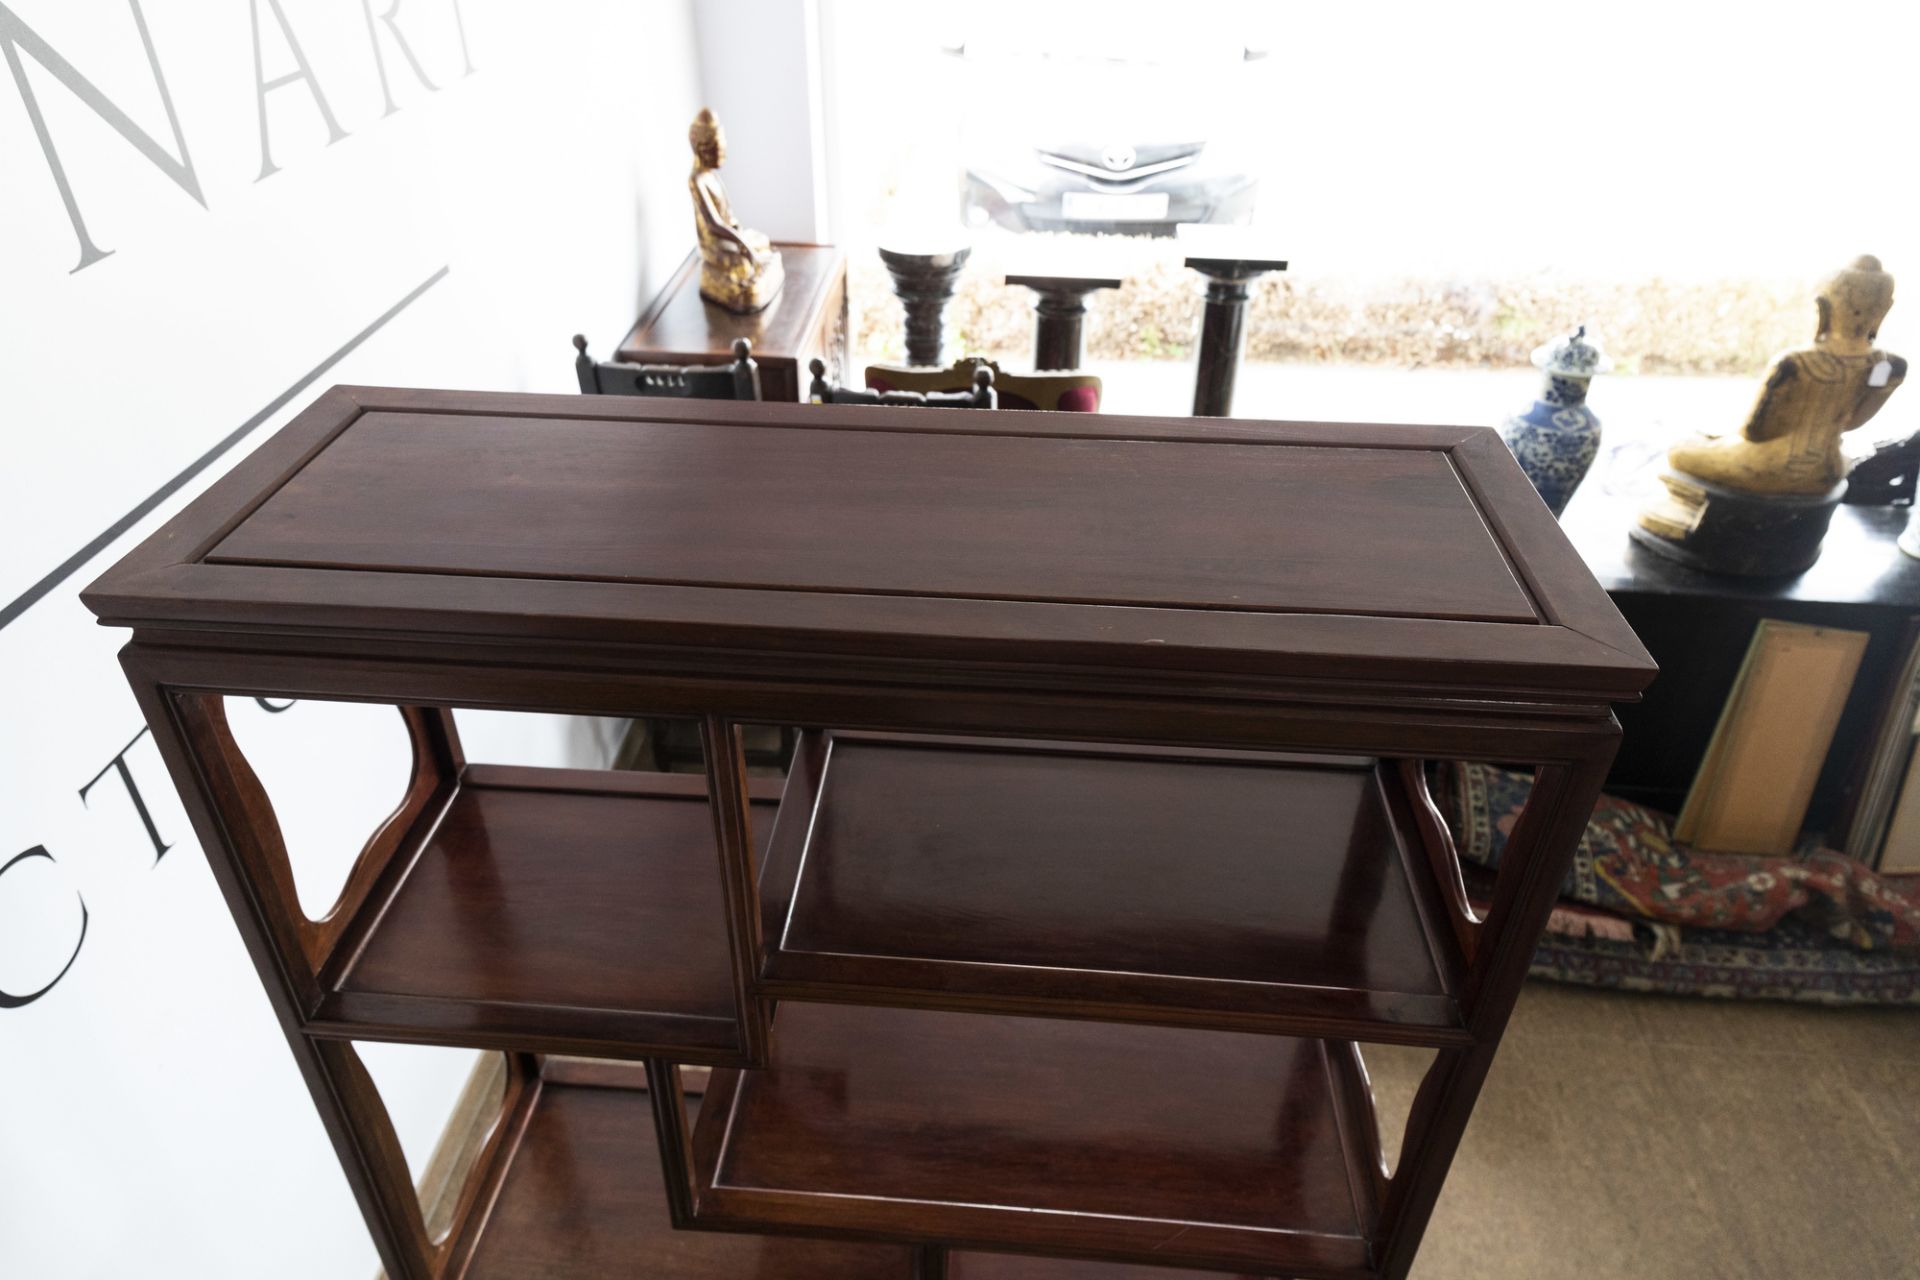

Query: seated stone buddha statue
[1667,255,1906,496]
[688,108,783,314]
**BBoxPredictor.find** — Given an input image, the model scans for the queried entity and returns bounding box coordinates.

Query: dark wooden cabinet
[85,388,1651,1280]
[618,243,848,403]
[1563,471,1920,837]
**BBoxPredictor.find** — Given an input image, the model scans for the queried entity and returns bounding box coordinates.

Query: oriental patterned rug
[1446,763,1920,1006]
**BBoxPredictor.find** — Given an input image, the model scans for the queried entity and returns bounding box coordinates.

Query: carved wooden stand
[1005,272,1123,371]
[879,244,971,366]
[86,387,1651,1280]
[1186,253,1289,417]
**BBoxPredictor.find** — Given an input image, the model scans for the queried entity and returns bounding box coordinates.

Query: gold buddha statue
[1664,255,1906,496]
[688,108,783,314]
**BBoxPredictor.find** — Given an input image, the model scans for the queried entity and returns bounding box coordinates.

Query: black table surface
[1559,443,1920,610]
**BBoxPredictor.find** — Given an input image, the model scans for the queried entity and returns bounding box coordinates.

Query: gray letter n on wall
[0,1,204,273]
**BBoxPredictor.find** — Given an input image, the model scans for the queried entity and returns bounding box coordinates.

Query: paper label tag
[1870,359,1893,387]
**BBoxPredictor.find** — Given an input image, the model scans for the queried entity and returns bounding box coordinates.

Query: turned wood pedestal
[1005,272,1122,371]
[879,244,971,367]
[1185,252,1289,417]
[85,389,1652,1280]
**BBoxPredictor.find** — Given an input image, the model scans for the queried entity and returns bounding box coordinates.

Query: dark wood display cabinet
[85,387,1652,1280]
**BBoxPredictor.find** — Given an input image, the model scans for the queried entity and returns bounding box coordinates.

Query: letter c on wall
[0,846,88,1009]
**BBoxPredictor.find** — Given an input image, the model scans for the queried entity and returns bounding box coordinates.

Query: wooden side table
[618,243,848,402]
[85,389,1652,1280]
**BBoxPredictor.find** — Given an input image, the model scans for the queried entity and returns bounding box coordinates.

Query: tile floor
[1364,981,1919,1280]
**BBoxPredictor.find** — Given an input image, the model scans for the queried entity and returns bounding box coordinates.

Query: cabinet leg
[1374,746,1616,1277]
[645,1060,697,1229]
[702,715,772,1062]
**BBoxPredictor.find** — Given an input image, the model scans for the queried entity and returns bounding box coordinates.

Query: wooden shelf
[759,733,1467,1045]
[950,1257,1271,1280]
[455,1066,1281,1280]
[688,1003,1381,1277]
[309,765,776,1064]
[452,1071,914,1279]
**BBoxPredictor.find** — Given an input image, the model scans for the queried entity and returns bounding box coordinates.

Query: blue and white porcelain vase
[1499,325,1611,517]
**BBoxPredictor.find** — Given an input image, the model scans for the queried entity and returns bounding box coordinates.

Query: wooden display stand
[84,387,1652,1280]
[618,243,848,403]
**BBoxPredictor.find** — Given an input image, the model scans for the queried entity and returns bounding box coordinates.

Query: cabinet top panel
[84,387,1653,701]
[218,412,1529,620]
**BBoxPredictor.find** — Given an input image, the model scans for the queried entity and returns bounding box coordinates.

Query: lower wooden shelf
[448,1064,1277,1279]
[687,1003,1382,1278]
[952,1259,1272,1280]
[309,765,778,1063]
[450,1070,914,1278]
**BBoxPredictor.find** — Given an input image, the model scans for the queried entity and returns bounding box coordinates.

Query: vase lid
[1532,325,1612,377]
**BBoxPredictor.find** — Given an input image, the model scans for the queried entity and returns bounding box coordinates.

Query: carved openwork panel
[171,696,458,977]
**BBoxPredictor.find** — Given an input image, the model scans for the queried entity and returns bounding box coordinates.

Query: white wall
[693,0,828,243]
[0,2,702,1276]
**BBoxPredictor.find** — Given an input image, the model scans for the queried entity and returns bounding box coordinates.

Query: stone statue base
[1631,471,1847,577]
[699,249,784,315]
